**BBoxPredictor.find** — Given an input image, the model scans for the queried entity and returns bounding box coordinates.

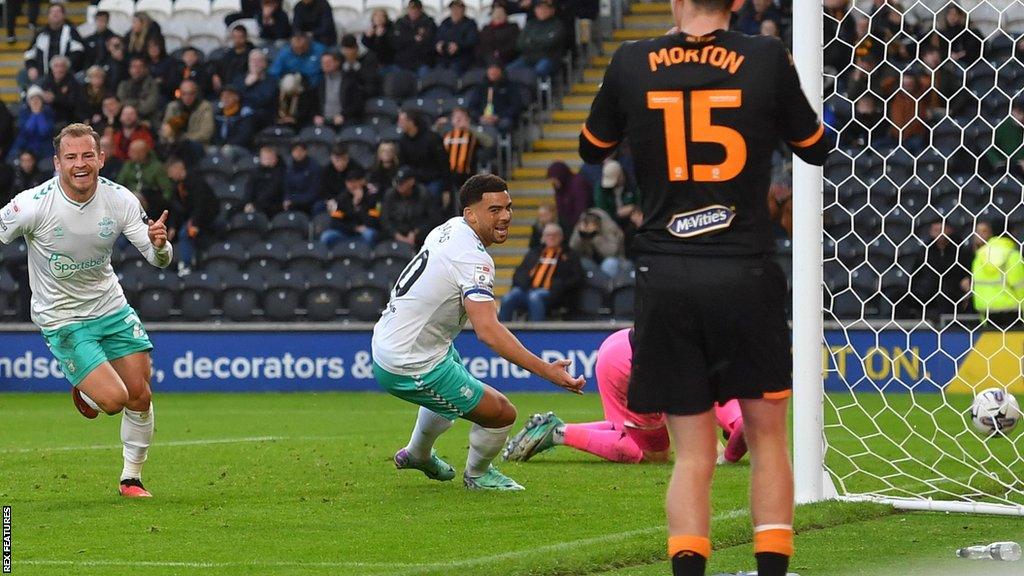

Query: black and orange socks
[668,534,711,576]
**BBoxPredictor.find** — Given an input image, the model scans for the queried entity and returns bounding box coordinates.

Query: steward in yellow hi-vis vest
[971,235,1024,328]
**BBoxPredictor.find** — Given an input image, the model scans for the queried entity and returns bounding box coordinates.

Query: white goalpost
[793,0,1024,516]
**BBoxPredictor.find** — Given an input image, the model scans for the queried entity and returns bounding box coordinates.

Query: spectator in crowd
[124,12,161,59]
[929,4,982,65]
[24,4,83,85]
[242,49,279,129]
[850,15,884,64]
[320,166,381,246]
[842,96,889,150]
[162,79,215,146]
[388,0,437,75]
[112,104,155,160]
[84,66,112,126]
[476,4,520,67]
[98,133,123,180]
[213,84,257,153]
[340,34,381,98]
[98,35,128,90]
[468,60,522,134]
[315,51,365,130]
[492,0,532,16]
[969,225,1024,329]
[735,0,781,36]
[528,203,556,249]
[435,0,478,74]
[11,151,47,194]
[144,36,177,101]
[910,220,968,322]
[40,55,86,128]
[918,45,958,118]
[987,98,1024,176]
[83,11,116,69]
[362,9,395,67]
[276,71,312,127]
[212,25,255,93]
[117,56,162,126]
[293,0,337,46]
[380,166,438,247]
[247,145,287,216]
[569,208,625,277]
[166,157,220,273]
[397,110,450,198]
[547,160,590,233]
[258,0,293,42]
[283,142,322,214]
[117,140,173,215]
[888,74,926,153]
[367,141,399,196]
[442,107,480,193]
[759,17,780,39]
[593,159,639,230]
[823,0,856,71]
[843,52,897,102]
[870,0,915,63]
[172,47,213,101]
[8,86,54,162]
[319,143,364,204]
[93,95,122,135]
[5,0,40,44]
[766,183,792,238]
[270,32,326,89]
[509,0,566,78]
[499,223,583,321]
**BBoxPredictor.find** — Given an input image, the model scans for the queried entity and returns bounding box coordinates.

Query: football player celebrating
[372,174,585,491]
[0,123,172,497]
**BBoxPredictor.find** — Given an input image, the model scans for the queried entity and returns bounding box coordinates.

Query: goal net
[808,0,1024,515]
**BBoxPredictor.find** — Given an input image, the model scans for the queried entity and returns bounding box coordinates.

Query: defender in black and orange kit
[578,1,826,575]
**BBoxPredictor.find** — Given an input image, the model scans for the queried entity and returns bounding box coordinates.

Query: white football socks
[466,423,512,477]
[405,406,453,461]
[120,404,154,481]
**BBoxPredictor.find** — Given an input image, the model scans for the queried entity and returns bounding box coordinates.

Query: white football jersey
[372,217,496,375]
[0,176,172,330]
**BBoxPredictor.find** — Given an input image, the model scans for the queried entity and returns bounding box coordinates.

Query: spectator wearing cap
[397,110,451,199]
[213,84,257,153]
[468,60,522,134]
[162,79,216,145]
[83,11,117,70]
[319,143,365,206]
[283,142,322,214]
[242,49,279,129]
[593,159,639,230]
[508,0,566,78]
[270,32,327,89]
[569,208,625,277]
[320,166,381,247]
[212,25,255,94]
[7,86,54,162]
[292,0,337,46]
[247,145,288,216]
[117,56,161,127]
[476,5,520,67]
[166,157,220,273]
[388,0,438,76]
[435,0,479,75]
[258,0,293,42]
[362,9,395,68]
[314,51,365,131]
[340,33,381,98]
[380,166,440,248]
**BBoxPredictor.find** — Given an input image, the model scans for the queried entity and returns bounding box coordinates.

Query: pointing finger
[156,210,169,225]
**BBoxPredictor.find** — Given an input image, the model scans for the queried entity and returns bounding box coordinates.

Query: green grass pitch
[1,391,1021,575]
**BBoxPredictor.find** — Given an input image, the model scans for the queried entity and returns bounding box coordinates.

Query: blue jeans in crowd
[320,227,378,247]
[507,56,558,78]
[499,287,550,322]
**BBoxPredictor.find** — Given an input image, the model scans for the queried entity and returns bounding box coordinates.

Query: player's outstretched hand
[543,359,585,395]
[148,210,169,249]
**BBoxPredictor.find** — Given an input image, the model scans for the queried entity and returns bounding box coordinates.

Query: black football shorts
[627,252,792,416]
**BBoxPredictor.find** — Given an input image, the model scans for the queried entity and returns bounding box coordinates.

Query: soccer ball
[970,388,1021,437]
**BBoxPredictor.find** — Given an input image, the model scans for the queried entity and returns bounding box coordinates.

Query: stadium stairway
[492,1,670,296]
[0,1,91,104]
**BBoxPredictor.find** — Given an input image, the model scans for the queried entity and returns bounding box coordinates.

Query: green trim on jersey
[373,346,485,421]
[42,305,153,387]
[55,179,96,209]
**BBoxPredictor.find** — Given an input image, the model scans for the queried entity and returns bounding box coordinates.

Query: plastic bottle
[955,541,1022,561]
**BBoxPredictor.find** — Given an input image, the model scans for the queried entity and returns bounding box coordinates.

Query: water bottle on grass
[955,542,1021,561]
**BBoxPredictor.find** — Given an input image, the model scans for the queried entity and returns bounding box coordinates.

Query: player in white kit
[0,123,172,497]
[372,174,586,490]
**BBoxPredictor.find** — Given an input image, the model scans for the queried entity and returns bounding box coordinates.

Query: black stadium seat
[372,241,415,263]
[225,212,270,245]
[305,272,344,321]
[137,271,181,321]
[202,242,247,275]
[179,271,221,321]
[331,240,371,266]
[286,242,330,275]
[245,242,289,273]
[263,272,306,321]
[268,211,311,246]
[222,272,264,322]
